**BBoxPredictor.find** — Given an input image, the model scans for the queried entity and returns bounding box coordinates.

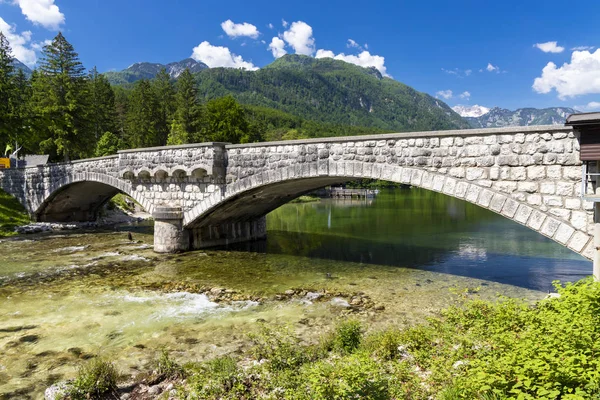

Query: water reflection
[238,188,592,292]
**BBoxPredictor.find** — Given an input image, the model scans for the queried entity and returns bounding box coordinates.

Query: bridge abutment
[153,206,190,253]
[189,217,267,249]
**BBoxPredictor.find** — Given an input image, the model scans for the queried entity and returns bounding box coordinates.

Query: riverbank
[48,278,600,399]
[0,189,30,237]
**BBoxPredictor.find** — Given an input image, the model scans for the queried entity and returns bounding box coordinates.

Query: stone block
[553,223,575,244]
[465,185,481,203]
[516,205,533,224]
[443,178,457,195]
[527,210,547,230]
[565,198,581,210]
[527,166,546,180]
[489,194,507,212]
[454,181,469,198]
[432,175,445,192]
[570,211,588,230]
[501,198,519,218]
[540,182,555,195]
[568,231,590,252]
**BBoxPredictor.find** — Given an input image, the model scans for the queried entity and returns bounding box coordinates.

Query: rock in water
[128,232,133,241]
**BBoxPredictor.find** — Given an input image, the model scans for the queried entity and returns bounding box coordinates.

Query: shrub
[331,319,362,354]
[68,358,118,399]
[248,324,308,370]
[187,356,244,398]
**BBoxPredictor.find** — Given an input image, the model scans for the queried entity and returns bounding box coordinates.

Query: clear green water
[0,188,591,398]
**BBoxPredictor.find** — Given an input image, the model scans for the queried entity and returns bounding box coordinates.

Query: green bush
[186,356,245,399]
[248,324,309,370]
[68,358,118,399]
[331,319,362,354]
[299,353,392,399]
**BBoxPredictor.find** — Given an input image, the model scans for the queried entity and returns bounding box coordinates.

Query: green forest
[0,32,466,163]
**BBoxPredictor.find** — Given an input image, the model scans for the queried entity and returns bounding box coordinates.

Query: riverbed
[0,188,591,398]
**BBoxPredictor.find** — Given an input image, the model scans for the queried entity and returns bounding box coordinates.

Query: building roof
[566,112,600,127]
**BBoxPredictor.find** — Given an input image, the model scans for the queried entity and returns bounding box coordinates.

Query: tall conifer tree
[88,67,117,140]
[32,32,90,161]
[126,79,161,148]
[152,68,175,145]
[0,32,15,150]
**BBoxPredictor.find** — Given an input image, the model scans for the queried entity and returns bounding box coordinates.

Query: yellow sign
[0,158,10,169]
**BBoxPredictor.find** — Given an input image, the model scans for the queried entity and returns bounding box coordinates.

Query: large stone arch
[183,161,593,259]
[32,171,153,222]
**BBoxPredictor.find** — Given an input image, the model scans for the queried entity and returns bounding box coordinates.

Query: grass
[0,188,30,236]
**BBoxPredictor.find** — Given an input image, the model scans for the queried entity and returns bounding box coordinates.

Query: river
[0,188,591,398]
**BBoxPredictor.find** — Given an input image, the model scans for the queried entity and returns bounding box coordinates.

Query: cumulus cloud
[533,49,600,99]
[268,36,287,58]
[486,63,499,72]
[534,41,564,53]
[268,23,274,29]
[221,20,259,39]
[14,0,64,30]
[435,90,453,99]
[282,19,288,28]
[575,101,600,111]
[315,49,389,77]
[191,41,257,70]
[282,21,315,55]
[459,91,471,100]
[0,17,37,66]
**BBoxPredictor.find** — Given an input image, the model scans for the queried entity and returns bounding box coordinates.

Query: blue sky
[1,0,599,112]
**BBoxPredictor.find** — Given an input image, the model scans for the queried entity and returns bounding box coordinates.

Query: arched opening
[154,169,168,180]
[191,168,207,179]
[122,171,135,180]
[137,170,151,181]
[172,169,187,180]
[36,181,122,222]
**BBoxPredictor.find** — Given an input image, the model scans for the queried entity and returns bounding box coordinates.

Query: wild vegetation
[0,188,30,236]
[58,278,600,399]
[0,32,468,163]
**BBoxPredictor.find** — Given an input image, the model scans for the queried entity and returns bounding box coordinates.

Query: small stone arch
[136,169,152,180]
[154,169,169,180]
[170,169,187,180]
[32,171,153,222]
[191,168,208,179]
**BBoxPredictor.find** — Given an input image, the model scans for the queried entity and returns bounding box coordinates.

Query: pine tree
[152,68,175,145]
[32,32,91,161]
[0,32,15,150]
[174,68,201,143]
[166,119,188,145]
[9,69,32,154]
[126,79,161,148]
[88,67,117,140]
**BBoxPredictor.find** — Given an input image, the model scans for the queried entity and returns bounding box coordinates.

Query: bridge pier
[189,217,267,249]
[153,206,190,253]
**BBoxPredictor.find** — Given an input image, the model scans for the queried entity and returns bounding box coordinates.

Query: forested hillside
[0,32,467,163]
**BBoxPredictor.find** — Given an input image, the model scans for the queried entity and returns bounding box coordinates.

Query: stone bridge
[0,125,596,260]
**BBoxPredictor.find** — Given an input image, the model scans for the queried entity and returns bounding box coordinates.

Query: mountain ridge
[103,58,208,85]
[465,106,578,128]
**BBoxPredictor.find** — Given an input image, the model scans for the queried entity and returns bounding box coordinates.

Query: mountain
[452,104,490,118]
[104,58,208,84]
[191,54,469,132]
[465,107,578,128]
[11,58,32,77]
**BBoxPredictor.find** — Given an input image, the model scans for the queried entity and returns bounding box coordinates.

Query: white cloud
[268,36,286,58]
[575,101,600,111]
[442,67,472,77]
[221,19,259,39]
[347,39,359,48]
[572,46,595,51]
[268,23,274,29]
[316,49,388,77]
[534,41,564,53]
[0,17,37,66]
[282,21,315,56]
[486,63,499,72]
[191,41,257,70]
[282,19,288,28]
[14,0,64,30]
[435,90,453,99]
[533,49,600,99]
[459,91,471,100]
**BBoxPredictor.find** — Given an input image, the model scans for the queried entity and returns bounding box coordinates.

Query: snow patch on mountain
[452,104,491,118]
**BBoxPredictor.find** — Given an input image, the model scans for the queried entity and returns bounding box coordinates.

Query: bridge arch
[183,161,593,259]
[32,171,153,222]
